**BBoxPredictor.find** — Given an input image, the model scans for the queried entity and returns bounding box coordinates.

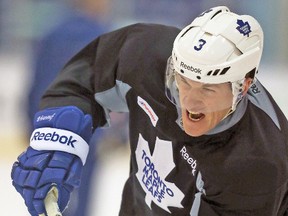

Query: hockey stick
[39,186,62,216]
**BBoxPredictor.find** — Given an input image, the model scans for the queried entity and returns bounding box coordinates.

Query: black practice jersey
[40,23,288,215]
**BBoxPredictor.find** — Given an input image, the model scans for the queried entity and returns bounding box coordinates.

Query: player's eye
[177,75,190,86]
[180,77,189,85]
[203,87,215,92]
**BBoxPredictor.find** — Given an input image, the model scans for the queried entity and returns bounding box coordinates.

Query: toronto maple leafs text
[141,150,174,202]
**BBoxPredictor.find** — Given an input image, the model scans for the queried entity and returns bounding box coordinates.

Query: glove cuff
[30,127,89,165]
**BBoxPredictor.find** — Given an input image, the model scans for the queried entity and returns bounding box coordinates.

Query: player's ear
[242,78,253,96]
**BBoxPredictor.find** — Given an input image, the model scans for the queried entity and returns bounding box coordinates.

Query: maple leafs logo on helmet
[236,19,252,37]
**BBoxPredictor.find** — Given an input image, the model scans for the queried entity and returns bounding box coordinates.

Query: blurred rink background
[1,0,287,215]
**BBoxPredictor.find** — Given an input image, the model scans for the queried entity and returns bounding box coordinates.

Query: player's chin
[183,124,209,137]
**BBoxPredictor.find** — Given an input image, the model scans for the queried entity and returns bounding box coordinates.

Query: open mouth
[187,110,205,122]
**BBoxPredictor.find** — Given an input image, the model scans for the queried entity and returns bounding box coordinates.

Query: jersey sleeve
[38,24,138,128]
[39,23,179,128]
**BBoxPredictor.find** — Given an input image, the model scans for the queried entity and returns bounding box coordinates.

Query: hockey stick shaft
[39,186,62,216]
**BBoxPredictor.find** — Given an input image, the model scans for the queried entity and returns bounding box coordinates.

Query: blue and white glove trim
[30,127,89,165]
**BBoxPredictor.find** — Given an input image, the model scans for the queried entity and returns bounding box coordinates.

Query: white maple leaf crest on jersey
[135,134,185,213]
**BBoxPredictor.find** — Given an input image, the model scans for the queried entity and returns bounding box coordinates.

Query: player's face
[176,74,233,137]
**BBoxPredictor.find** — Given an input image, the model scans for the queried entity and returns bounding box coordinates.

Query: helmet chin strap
[221,79,246,120]
[231,79,246,111]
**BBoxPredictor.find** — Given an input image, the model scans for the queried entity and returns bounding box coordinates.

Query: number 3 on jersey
[194,39,206,51]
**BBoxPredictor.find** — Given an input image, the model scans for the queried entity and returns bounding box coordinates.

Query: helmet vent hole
[210,10,223,20]
[180,27,193,38]
[180,69,184,73]
[197,76,201,80]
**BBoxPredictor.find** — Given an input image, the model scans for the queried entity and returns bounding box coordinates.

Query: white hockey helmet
[171,6,263,84]
[165,6,264,113]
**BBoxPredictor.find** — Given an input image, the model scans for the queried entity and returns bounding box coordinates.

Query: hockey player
[11,6,288,216]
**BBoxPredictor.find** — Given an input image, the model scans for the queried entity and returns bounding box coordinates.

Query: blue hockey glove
[11,106,93,216]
